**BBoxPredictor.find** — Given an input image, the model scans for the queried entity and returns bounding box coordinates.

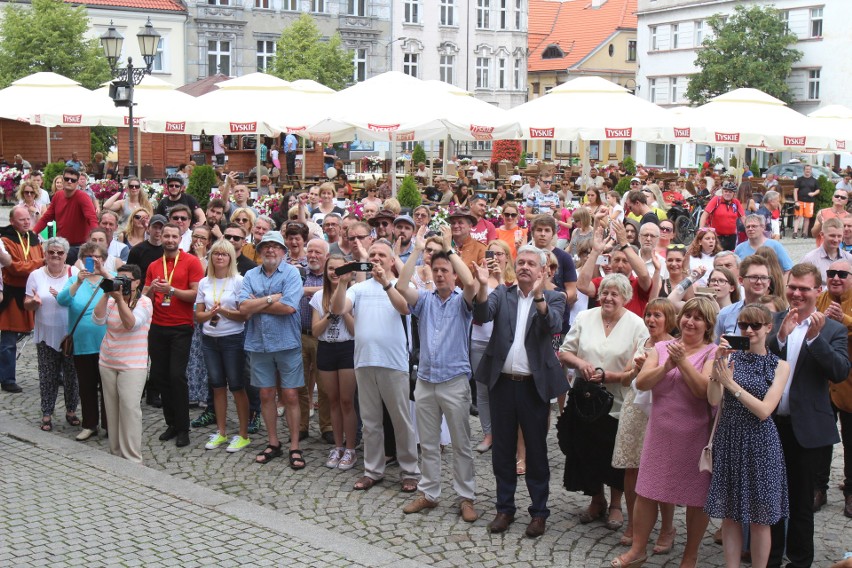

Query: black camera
[100,276,133,295]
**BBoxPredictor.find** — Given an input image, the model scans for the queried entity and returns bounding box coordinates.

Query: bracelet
[424,280,434,285]
[594,367,606,383]
[533,296,545,303]
[618,243,630,252]
[382,283,392,292]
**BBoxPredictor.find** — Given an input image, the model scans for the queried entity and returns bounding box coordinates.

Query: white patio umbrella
[808,104,852,153]
[0,72,113,161]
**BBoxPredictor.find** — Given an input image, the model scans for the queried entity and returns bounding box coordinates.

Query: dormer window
[541,44,564,59]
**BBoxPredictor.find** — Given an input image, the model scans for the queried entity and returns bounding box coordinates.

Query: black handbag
[567,377,614,422]
[401,315,420,401]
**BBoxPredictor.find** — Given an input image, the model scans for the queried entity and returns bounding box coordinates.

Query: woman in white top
[102,177,153,229]
[310,254,357,470]
[195,239,250,453]
[16,180,46,226]
[687,227,722,287]
[24,237,80,431]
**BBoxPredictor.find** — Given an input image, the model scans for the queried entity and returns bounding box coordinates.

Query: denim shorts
[201,332,247,392]
[316,340,355,372]
[249,347,304,389]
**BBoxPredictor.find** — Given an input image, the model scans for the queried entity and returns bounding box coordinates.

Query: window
[404,0,420,24]
[256,40,275,72]
[440,0,455,26]
[439,55,454,84]
[627,40,636,61]
[152,37,165,72]
[532,82,540,95]
[810,7,823,38]
[353,48,367,82]
[282,0,297,9]
[542,44,564,59]
[348,0,366,16]
[497,58,506,89]
[255,0,269,8]
[498,0,508,29]
[403,53,418,78]
[671,23,679,49]
[513,58,522,90]
[694,20,704,45]
[650,26,658,51]
[670,77,678,103]
[208,0,228,4]
[514,0,522,30]
[208,40,230,76]
[477,0,490,29]
[476,57,490,89]
[312,0,326,13]
[780,10,789,32]
[648,78,656,103]
[808,69,821,100]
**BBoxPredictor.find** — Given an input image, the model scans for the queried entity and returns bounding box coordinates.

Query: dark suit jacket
[768,310,850,449]
[472,285,568,403]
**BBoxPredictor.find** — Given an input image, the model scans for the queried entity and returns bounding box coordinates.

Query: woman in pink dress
[611,297,718,568]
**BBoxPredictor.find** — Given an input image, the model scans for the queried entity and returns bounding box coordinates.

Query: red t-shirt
[704,196,743,236]
[33,190,98,245]
[470,218,497,245]
[145,252,204,327]
[591,275,651,318]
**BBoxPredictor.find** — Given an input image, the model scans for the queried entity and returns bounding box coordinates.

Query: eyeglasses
[63,177,78,183]
[46,250,65,256]
[211,251,230,258]
[22,191,35,195]
[376,221,391,227]
[223,234,243,242]
[708,278,729,285]
[827,269,851,279]
[133,214,148,221]
[835,195,849,200]
[503,212,518,218]
[659,226,673,233]
[414,212,430,218]
[171,216,189,221]
[742,275,771,283]
[541,180,553,185]
[348,234,370,242]
[737,321,765,331]
[234,218,249,223]
[168,184,182,189]
[128,184,141,189]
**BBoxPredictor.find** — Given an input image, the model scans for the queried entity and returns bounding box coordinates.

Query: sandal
[401,478,418,493]
[40,416,53,432]
[653,529,676,555]
[289,449,306,470]
[606,506,625,531]
[255,443,282,464]
[65,413,81,427]
[353,476,383,491]
[516,459,526,476]
[579,499,608,524]
[610,554,647,568]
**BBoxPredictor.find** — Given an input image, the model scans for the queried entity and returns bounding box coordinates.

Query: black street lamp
[100,18,161,177]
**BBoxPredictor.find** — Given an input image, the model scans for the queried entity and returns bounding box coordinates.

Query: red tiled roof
[528,0,637,73]
[65,0,185,12]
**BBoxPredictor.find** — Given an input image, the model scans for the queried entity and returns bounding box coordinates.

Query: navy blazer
[472,285,568,403]
[767,310,850,449]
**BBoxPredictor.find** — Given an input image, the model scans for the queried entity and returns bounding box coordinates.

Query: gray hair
[763,190,779,203]
[744,214,764,226]
[599,273,633,303]
[714,250,740,266]
[323,212,341,224]
[43,236,70,254]
[516,244,547,266]
[255,215,277,230]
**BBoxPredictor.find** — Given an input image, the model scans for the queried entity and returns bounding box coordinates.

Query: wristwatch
[618,243,630,252]
[733,389,742,399]
[169,287,175,296]
[266,295,273,305]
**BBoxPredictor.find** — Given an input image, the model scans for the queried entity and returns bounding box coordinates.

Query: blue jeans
[203,342,259,413]
[201,332,246,391]
[0,330,21,385]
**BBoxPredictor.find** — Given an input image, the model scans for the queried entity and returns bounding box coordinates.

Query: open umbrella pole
[46,127,52,163]
[391,139,397,197]
[301,136,306,183]
[256,133,261,188]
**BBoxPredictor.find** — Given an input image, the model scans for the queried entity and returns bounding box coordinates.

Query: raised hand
[472,261,489,285]
[414,225,428,251]
[806,310,826,341]
[440,224,453,252]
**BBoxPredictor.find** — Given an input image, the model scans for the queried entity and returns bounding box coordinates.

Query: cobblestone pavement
[2,226,850,566]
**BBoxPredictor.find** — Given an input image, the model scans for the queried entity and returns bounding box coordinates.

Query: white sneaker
[338,449,357,471]
[325,447,344,468]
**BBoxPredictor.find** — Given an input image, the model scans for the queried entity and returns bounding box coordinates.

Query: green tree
[90,126,116,161]
[685,5,802,105]
[815,175,834,213]
[622,155,636,175]
[186,165,218,210]
[0,0,111,89]
[396,175,422,210]
[411,144,426,166]
[269,13,353,91]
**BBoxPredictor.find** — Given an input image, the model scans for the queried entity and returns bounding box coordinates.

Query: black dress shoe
[159,426,177,441]
[813,490,827,513]
[487,512,515,534]
[321,431,335,444]
[175,431,190,447]
[525,517,546,538]
[1,382,22,393]
[298,430,309,441]
[146,393,162,408]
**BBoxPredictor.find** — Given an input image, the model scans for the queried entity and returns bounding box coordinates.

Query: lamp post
[100,18,160,178]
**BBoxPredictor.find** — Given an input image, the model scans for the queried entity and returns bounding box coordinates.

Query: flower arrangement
[458,158,472,166]
[360,156,384,172]
[254,194,282,218]
[428,205,452,232]
[484,203,530,229]
[90,179,122,200]
[346,200,365,219]
[0,168,21,200]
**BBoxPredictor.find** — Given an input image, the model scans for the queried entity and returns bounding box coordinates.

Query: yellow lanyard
[211,277,225,305]
[162,250,180,286]
[16,232,29,260]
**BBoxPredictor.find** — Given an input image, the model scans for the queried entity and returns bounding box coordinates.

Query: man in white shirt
[519,174,540,200]
[800,217,852,282]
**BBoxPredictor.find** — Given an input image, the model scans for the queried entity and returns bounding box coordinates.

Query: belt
[302,329,312,337]
[499,372,533,382]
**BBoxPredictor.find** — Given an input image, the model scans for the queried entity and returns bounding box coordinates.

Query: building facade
[635,0,852,168]
[527,0,637,163]
[390,0,528,159]
[184,0,392,84]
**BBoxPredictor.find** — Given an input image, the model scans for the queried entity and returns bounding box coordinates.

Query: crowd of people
[2,158,852,568]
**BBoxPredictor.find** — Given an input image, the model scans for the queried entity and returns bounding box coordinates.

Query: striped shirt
[94,295,153,370]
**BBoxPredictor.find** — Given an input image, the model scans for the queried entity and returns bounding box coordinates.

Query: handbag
[59,278,103,357]
[699,383,724,473]
[400,315,420,401]
[632,379,652,417]
[568,376,614,422]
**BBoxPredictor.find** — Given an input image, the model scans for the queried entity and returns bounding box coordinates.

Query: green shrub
[396,175,421,210]
[519,151,527,168]
[42,161,66,187]
[411,144,426,166]
[615,176,632,196]
[186,165,218,210]
[815,175,834,213]
[622,155,636,175]
[750,158,760,176]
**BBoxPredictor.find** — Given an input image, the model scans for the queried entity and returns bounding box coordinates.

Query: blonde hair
[121,206,150,243]
[487,239,516,284]
[678,297,718,344]
[16,180,41,202]
[206,238,238,278]
[383,198,401,215]
[231,207,256,231]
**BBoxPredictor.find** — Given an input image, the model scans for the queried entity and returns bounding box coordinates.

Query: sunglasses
[834,195,849,200]
[128,184,141,189]
[667,244,686,250]
[286,221,306,228]
[503,212,518,218]
[827,269,851,279]
[736,321,765,331]
[234,218,250,223]
[171,216,189,221]
[63,177,78,183]
[22,191,35,195]
[168,184,182,189]
[376,221,391,227]
[133,214,148,221]
[541,180,553,185]
[659,226,673,233]
[348,234,369,242]
[223,234,243,242]
[46,250,65,256]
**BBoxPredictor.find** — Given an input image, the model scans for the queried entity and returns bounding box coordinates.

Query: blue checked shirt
[239,262,303,352]
[411,288,473,383]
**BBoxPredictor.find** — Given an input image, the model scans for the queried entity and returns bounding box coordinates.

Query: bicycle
[671,195,708,245]
[778,202,797,239]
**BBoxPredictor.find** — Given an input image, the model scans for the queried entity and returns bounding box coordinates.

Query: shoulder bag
[699,382,724,473]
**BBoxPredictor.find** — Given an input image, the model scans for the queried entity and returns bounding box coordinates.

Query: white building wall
[635,0,852,167]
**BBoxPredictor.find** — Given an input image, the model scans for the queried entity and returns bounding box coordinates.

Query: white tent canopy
[0,72,111,127]
[808,104,852,153]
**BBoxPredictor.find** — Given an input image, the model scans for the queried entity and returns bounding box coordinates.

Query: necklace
[45,265,65,278]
